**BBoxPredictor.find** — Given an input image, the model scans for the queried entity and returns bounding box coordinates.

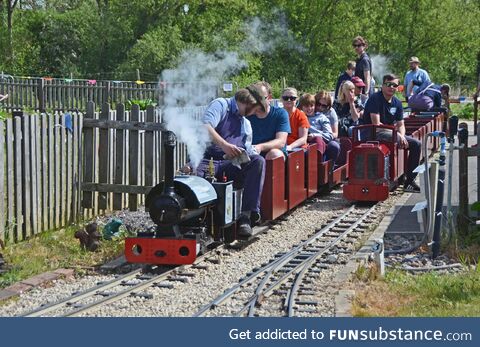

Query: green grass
[353,267,480,317]
[0,224,125,289]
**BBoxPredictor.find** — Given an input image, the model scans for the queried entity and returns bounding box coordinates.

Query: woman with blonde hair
[335,80,363,137]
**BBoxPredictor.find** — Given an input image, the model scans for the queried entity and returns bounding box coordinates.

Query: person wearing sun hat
[196,86,268,236]
[404,56,430,101]
[246,82,291,160]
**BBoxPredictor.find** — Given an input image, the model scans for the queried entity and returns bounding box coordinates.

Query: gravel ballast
[0,188,403,317]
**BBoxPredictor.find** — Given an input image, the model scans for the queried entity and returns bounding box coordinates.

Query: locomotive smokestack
[163,131,177,193]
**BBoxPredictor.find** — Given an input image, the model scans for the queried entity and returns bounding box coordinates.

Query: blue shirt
[247,106,290,145]
[202,97,254,159]
[307,112,333,143]
[404,68,430,97]
[322,107,338,128]
[364,91,404,125]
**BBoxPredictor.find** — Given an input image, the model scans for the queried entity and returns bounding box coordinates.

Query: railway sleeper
[298,290,316,295]
[96,290,115,297]
[167,276,190,283]
[130,292,154,299]
[153,282,174,289]
[296,300,319,306]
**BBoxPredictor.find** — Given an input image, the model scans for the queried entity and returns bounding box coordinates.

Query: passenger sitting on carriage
[407,80,450,113]
[363,73,422,193]
[280,87,310,151]
[247,82,291,160]
[334,80,365,137]
[196,86,268,236]
[298,93,337,162]
[315,90,339,138]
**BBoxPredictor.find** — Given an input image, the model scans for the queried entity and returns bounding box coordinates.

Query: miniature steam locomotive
[124,112,443,266]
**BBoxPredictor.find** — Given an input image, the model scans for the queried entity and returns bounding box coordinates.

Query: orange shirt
[287,108,310,145]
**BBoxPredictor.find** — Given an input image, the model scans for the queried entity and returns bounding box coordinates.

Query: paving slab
[20,272,60,287]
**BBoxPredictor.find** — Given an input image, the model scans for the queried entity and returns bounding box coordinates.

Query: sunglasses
[384,82,399,88]
[352,44,363,48]
[316,103,328,107]
[282,96,297,101]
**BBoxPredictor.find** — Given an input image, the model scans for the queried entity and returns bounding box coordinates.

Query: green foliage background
[1,0,479,94]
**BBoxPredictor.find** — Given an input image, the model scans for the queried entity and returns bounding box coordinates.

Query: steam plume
[161,49,246,169]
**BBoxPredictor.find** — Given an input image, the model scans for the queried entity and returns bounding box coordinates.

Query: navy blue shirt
[355,53,372,94]
[363,91,404,125]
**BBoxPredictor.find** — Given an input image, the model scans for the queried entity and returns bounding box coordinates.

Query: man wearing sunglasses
[363,74,422,193]
[352,36,373,96]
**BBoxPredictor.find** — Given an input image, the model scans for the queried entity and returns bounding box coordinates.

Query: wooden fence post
[82,102,95,208]
[14,117,24,241]
[113,103,125,210]
[457,122,469,233]
[105,81,111,105]
[97,103,110,210]
[128,104,140,211]
[145,105,154,191]
[38,78,46,112]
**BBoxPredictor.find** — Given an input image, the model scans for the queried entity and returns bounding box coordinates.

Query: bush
[458,103,473,119]
[125,98,157,110]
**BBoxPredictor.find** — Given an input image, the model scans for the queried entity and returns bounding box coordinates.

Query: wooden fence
[0,103,205,244]
[0,74,232,113]
[0,75,158,112]
[0,111,82,243]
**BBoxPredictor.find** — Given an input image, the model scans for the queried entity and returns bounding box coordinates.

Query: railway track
[21,256,213,317]
[21,204,377,317]
[20,223,271,317]
[194,204,377,317]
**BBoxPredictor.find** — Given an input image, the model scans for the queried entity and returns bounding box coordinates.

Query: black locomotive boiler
[125,131,242,265]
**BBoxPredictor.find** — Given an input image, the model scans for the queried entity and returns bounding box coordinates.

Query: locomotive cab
[343,142,390,201]
[343,125,400,202]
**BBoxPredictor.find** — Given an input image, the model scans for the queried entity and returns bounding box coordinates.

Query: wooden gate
[81,101,167,215]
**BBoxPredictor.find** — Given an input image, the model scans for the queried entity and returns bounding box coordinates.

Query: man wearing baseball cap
[404,56,430,101]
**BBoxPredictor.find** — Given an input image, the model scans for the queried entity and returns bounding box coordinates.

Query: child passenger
[298,93,339,163]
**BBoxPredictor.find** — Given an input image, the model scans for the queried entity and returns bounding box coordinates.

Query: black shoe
[237,215,253,237]
[404,181,421,193]
[250,211,261,226]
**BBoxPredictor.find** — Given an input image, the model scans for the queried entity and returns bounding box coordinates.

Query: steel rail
[22,268,144,317]
[285,205,375,316]
[245,205,376,317]
[193,206,355,317]
[194,206,364,317]
[63,253,213,317]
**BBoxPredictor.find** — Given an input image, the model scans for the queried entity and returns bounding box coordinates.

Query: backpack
[408,83,435,111]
